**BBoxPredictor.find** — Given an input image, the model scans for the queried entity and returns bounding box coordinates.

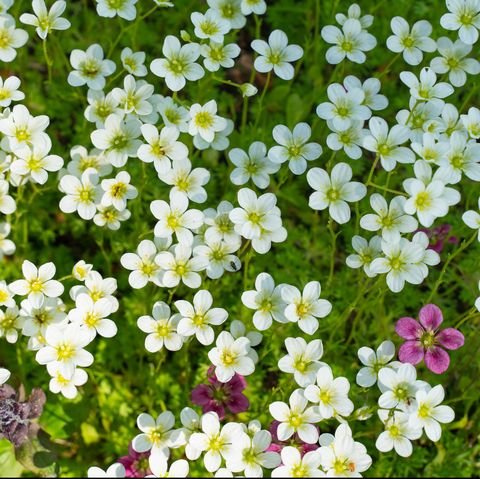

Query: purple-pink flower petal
[395,317,423,340]
[437,327,465,350]
[398,340,424,365]
[424,346,450,374]
[418,304,443,330]
[226,392,249,414]
[190,384,212,406]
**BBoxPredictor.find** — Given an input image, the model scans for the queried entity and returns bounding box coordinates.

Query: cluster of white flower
[0,259,118,398]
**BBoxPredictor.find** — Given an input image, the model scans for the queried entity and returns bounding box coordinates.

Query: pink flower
[395,304,464,374]
[117,443,151,478]
[417,224,458,253]
[190,366,249,420]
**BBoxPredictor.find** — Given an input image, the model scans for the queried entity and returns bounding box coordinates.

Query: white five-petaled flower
[440,0,480,45]
[272,446,322,478]
[175,289,228,346]
[0,16,28,63]
[0,76,25,108]
[20,0,71,39]
[386,17,435,65]
[10,260,64,308]
[121,47,147,77]
[268,123,322,175]
[269,389,321,444]
[150,35,204,92]
[95,0,138,21]
[208,330,254,382]
[188,100,227,143]
[346,235,382,278]
[251,29,303,80]
[191,9,231,43]
[101,170,138,211]
[356,340,397,388]
[307,162,367,224]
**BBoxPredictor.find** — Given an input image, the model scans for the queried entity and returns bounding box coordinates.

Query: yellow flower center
[29,279,43,292]
[414,191,432,210]
[56,342,75,361]
[194,111,214,129]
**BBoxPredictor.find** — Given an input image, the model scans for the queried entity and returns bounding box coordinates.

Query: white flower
[47,363,88,399]
[440,0,480,44]
[335,3,373,29]
[461,106,480,138]
[35,323,94,376]
[188,100,227,143]
[369,237,425,292]
[281,281,332,335]
[0,180,15,214]
[251,29,303,80]
[68,44,116,91]
[360,194,418,241]
[138,124,188,174]
[241,272,287,330]
[68,293,117,340]
[0,280,14,308]
[191,9,230,43]
[175,289,228,345]
[408,385,454,442]
[344,75,388,111]
[225,429,280,477]
[410,132,449,164]
[278,337,324,387]
[132,411,181,456]
[403,161,460,227]
[151,190,204,245]
[189,412,243,472]
[462,197,480,240]
[269,389,321,444]
[158,96,190,132]
[150,35,204,92]
[229,188,283,240]
[0,76,25,107]
[430,37,480,87]
[91,113,142,167]
[208,330,255,382]
[326,120,367,160]
[321,18,376,64]
[386,17,435,65]
[241,0,266,15]
[121,47,147,76]
[307,162,367,224]
[147,455,189,478]
[20,0,70,39]
[87,463,126,478]
[94,206,131,230]
[0,222,15,259]
[84,90,121,127]
[0,368,10,385]
[9,260,64,308]
[193,237,241,279]
[59,168,101,220]
[0,0,13,15]
[229,141,279,189]
[121,239,165,288]
[316,83,371,130]
[11,137,63,184]
[0,16,28,63]
[208,0,246,29]
[159,158,210,203]
[376,410,422,458]
[72,260,93,281]
[0,307,22,343]
[317,424,372,477]
[111,75,154,116]
[377,363,424,409]
[272,447,321,478]
[137,301,183,352]
[304,365,354,419]
[70,271,119,312]
[363,117,415,171]
[204,200,241,247]
[155,244,205,289]
[400,68,454,109]
[268,123,322,175]
[96,0,138,21]
[179,407,202,460]
[101,170,137,211]
[201,41,240,72]
[356,340,397,388]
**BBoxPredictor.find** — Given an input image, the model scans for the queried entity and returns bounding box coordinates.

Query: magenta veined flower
[117,443,151,478]
[190,366,249,420]
[395,304,464,374]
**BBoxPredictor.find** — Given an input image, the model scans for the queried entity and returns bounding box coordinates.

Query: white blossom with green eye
[95,0,138,21]
[20,0,71,39]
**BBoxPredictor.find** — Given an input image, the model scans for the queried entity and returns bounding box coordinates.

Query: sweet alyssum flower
[386,17,435,66]
[251,29,303,80]
[191,367,249,420]
[321,18,376,64]
[0,16,28,63]
[396,304,464,374]
[68,43,116,91]
[307,162,367,224]
[150,35,204,92]
[268,123,322,175]
[20,0,71,39]
[137,301,183,352]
